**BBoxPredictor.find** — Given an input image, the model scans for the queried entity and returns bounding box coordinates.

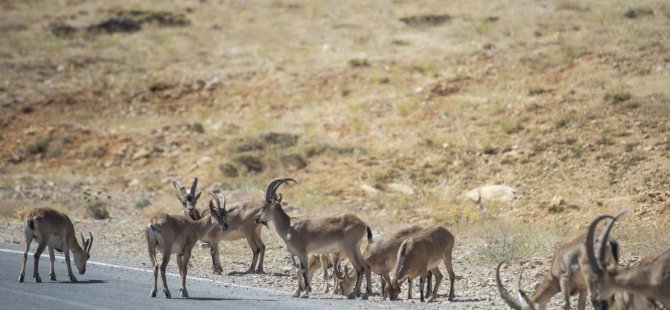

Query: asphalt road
[0,247,368,310]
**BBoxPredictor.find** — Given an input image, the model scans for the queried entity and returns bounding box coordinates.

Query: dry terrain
[1,0,670,308]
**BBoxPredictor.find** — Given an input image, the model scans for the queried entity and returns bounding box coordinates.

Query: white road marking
[0,248,287,295]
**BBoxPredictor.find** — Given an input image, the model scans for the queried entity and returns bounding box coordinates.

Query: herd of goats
[16,177,670,309]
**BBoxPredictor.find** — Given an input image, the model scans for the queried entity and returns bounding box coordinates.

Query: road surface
[0,247,377,310]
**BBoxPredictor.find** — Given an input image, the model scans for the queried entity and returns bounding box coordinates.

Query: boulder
[465,185,518,205]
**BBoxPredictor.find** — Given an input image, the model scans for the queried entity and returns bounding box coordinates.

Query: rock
[387,182,415,195]
[550,196,565,208]
[465,185,518,205]
[360,184,381,196]
[131,148,151,160]
[198,156,213,165]
[128,179,140,187]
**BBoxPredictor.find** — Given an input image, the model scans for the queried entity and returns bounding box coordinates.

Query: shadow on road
[51,279,107,284]
[227,271,290,277]
[183,297,281,302]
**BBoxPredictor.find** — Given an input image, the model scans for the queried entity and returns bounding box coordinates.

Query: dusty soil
[2,0,670,308]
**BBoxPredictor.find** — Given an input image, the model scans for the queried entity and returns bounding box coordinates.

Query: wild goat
[147,192,228,298]
[18,208,93,283]
[385,225,456,302]
[174,178,267,273]
[254,178,373,299]
[586,213,669,309]
[333,225,434,299]
[305,253,341,293]
[612,256,662,310]
[496,213,622,310]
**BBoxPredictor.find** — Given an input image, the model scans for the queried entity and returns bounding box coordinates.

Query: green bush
[86,201,110,219]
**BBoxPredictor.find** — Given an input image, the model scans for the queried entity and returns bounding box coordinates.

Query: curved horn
[87,232,93,252]
[209,192,225,211]
[190,177,198,196]
[80,233,86,249]
[597,210,627,270]
[264,178,296,203]
[495,261,523,310]
[519,290,536,310]
[586,214,614,274]
[173,180,188,197]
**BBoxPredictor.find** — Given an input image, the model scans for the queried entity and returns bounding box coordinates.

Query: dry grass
[0,0,669,267]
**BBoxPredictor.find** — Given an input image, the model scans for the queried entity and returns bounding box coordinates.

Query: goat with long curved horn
[585,210,669,308]
[255,177,373,299]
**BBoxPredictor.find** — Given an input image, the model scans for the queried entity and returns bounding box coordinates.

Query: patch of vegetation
[501,120,523,135]
[78,141,107,159]
[477,229,523,263]
[555,116,572,128]
[281,153,308,170]
[596,134,615,146]
[85,201,110,220]
[233,155,264,173]
[483,144,497,155]
[348,58,370,68]
[262,132,299,148]
[624,7,654,19]
[604,89,632,103]
[219,162,239,178]
[399,14,451,27]
[411,62,440,77]
[303,144,359,157]
[134,198,151,209]
[560,43,586,62]
[26,135,50,155]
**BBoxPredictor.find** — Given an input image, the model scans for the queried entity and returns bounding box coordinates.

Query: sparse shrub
[190,122,205,134]
[78,141,107,159]
[597,134,615,146]
[85,201,110,219]
[501,120,523,134]
[348,58,370,68]
[233,155,264,173]
[26,135,50,155]
[219,162,239,177]
[148,81,172,92]
[483,144,497,155]
[477,230,522,263]
[134,198,151,209]
[624,7,654,19]
[555,116,572,128]
[261,132,299,148]
[604,90,632,103]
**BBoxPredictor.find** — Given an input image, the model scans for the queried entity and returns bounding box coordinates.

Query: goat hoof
[255,268,265,274]
[347,293,356,300]
[34,275,42,283]
[164,289,171,299]
[49,273,57,281]
[292,289,300,297]
[180,288,189,298]
[361,294,369,300]
[18,275,24,283]
[69,275,78,282]
[150,290,157,298]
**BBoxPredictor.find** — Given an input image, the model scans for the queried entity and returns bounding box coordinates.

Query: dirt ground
[1,0,670,308]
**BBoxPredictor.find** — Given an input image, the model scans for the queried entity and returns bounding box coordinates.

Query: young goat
[174,178,267,274]
[18,208,93,283]
[385,225,456,302]
[147,192,228,298]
